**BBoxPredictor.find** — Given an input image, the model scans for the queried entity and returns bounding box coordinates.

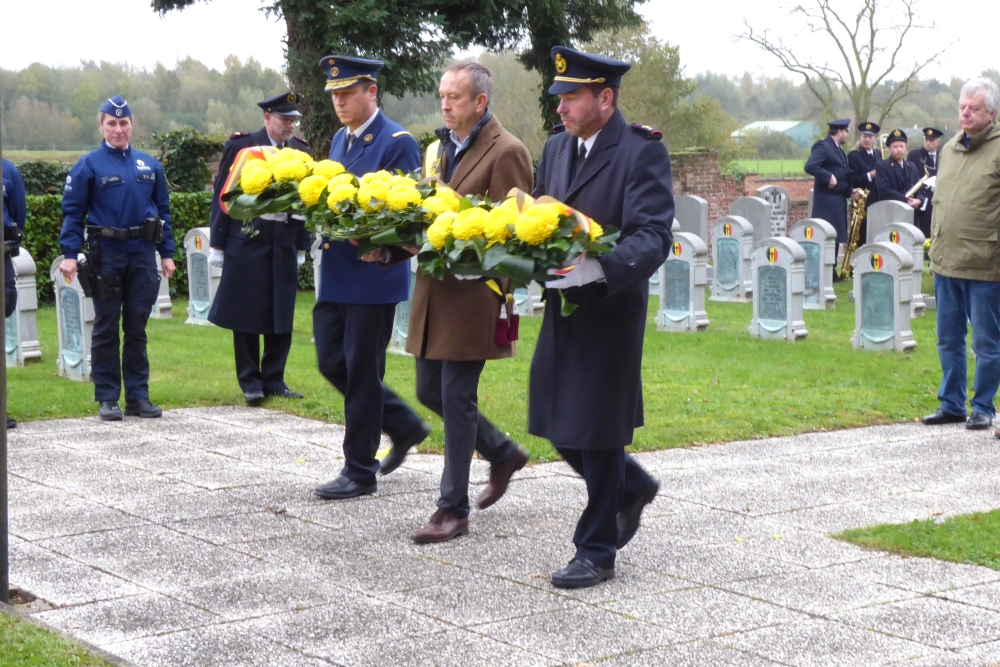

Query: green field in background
[736,159,807,176]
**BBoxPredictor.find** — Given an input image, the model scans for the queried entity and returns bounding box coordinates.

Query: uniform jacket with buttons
[804,136,854,243]
[847,148,881,205]
[875,157,924,204]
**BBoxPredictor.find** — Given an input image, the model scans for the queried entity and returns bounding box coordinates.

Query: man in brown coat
[370,61,534,542]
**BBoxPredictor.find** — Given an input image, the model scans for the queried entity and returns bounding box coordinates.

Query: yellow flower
[587,220,604,242]
[357,180,390,211]
[500,193,534,213]
[421,195,454,217]
[272,158,309,182]
[267,147,311,164]
[313,160,346,179]
[389,174,418,189]
[328,173,355,187]
[326,182,358,212]
[452,207,489,241]
[360,170,392,184]
[484,205,516,246]
[514,203,562,246]
[386,185,423,212]
[298,175,329,207]
[433,186,462,211]
[240,161,273,195]
[426,211,457,250]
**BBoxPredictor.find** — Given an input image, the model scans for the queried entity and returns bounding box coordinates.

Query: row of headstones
[655,217,925,353]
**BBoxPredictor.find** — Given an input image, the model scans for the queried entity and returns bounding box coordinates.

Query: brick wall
[670,150,745,222]
[745,174,815,230]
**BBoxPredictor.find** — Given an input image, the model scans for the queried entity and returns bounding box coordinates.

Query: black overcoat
[528,110,674,450]
[847,148,881,205]
[805,136,853,244]
[208,128,311,334]
[908,147,939,235]
[875,158,925,206]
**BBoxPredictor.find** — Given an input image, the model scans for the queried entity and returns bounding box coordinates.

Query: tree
[741,0,949,128]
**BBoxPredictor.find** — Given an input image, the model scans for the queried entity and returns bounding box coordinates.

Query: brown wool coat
[405,115,534,360]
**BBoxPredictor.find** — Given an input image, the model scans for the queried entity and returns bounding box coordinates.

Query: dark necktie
[346,134,355,153]
[575,142,587,177]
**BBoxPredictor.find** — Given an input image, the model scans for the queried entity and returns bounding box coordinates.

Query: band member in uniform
[59,97,176,421]
[847,121,881,244]
[371,61,534,542]
[312,55,430,501]
[529,47,673,589]
[805,119,855,278]
[907,127,944,237]
[3,157,26,429]
[209,92,310,406]
[876,129,927,211]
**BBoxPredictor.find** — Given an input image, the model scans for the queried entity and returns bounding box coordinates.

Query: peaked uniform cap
[886,128,908,145]
[548,46,631,95]
[827,118,851,130]
[101,95,131,118]
[319,55,384,92]
[257,92,301,117]
[859,122,880,134]
[923,127,944,139]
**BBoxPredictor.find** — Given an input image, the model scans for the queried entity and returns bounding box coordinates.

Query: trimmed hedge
[25,193,315,303]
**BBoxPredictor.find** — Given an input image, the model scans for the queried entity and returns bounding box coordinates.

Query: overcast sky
[2,0,996,82]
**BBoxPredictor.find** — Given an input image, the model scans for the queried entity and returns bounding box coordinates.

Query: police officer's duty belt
[86,225,144,240]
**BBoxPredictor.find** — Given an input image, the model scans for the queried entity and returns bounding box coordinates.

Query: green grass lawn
[835,510,1000,570]
[8,281,949,461]
[734,158,807,176]
[0,613,112,667]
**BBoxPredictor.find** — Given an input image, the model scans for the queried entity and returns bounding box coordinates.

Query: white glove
[290,214,306,222]
[454,273,481,281]
[545,256,605,288]
[209,248,224,267]
[259,213,285,221]
[297,250,306,266]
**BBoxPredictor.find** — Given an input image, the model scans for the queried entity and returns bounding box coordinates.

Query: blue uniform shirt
[60,143,174,258]
[2,158,26,238]
[318,110,420,304]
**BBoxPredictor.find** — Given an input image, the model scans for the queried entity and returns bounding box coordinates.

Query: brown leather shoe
[411,508,469,544]
[476,447,529,510]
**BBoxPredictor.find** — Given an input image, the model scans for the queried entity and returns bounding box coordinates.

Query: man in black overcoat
[209,92,311,405]
[847,121,882,245]
[907,127,943,237]
[805,119,856,275]
[877,129,927,211]
[529,47,674,589]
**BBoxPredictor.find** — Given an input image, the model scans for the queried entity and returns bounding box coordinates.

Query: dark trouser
[415,358,519,518]
[554,446,657,569]
[91,248,159,403]
[233,330,292,394]
[5,254,16,318]
[313,301,425,486]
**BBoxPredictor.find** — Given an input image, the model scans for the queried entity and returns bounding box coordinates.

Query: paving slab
[7,409,1000,667]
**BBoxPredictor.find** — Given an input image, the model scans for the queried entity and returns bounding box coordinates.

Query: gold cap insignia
[328,59,335,66]
[554,53,567,74]
[893,130,902,137]
[287,93,296,103]
[364,133,373,142]
[925,129,932,136]
[863,123,871,130]
[331,67,339,77]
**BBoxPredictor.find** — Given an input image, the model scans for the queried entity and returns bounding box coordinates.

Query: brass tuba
[840,188,869,279]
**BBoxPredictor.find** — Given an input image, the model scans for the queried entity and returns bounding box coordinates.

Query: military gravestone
[184,228,221,325]
[6,249,41,367]
[850,242,916,352]
[731,196,772,245]
[874,222,926,318]
[749,237,808,342]
[513,282,544,317]
[675,195,708,243]
[311,236,324,302]
[808,188,814,218]
[389,257,417,354]
[787,218,837,310]
[50,254,94,382]
[709,216,754,302]
[756,185,791,236]
[658,232,709,333]
[865,200,914,245]
[149,251,172,319]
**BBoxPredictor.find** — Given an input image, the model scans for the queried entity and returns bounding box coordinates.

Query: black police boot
[617,479,660,549]
[6,416,16,430]
[99,401,123,422]
[379,422,432,475]
[125,398,162,418]
[551,558,615,589]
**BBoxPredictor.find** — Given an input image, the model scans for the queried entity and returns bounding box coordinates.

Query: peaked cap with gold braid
[319,55,383,92]
[547,46,631,95]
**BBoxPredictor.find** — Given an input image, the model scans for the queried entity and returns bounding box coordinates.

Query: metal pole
[1,85,9,605]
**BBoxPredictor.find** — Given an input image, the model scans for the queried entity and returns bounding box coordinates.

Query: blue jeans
[934,274,1000,418]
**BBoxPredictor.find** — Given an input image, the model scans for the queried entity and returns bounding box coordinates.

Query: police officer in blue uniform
[907,127,944,238]
[805,119,857,277]
[530,47,673,589]
[312,56,429,500]
[877,129,927,211]
[3,158,26,429]
[209,92,311,405]
[847,121,882,247]
[59,97,175,421]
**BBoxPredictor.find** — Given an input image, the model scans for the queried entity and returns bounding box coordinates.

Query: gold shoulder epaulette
[392,131,413,138]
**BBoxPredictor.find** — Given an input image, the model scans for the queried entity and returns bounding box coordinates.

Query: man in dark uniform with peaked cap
[847,121,881,248]
[908,127,944,237]
[805,118,857,277]
[209,92,311,405]
[530,46,674,589]
[877,129,927,211]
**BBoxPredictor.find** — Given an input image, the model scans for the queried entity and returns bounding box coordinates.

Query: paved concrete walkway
[7,407,1000,666]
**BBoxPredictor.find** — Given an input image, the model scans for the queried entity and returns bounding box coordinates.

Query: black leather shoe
[6,416,16,430]
[551,558,615,589]
[245,391,265,407]
[266,389,304,399]
[99,401,122,421]
[921,409,967,425]
[379,423,432,475]
[314,475,377,500]
[967,412,993,430]
[617,479,660,549]
[125,398,162,418]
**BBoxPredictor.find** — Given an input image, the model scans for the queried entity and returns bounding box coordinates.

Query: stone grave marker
[311,236,324,302]
[865,200,914,245]
[709,215,753,302]
[50,254,93,382]
[657,232,709,333]
[675,195,708,243]
[850,242,915,352]
[149,251,172,319]
[513,282,544,317]
[730,196,772,245]
[6,249,41,367]
[749,237,808,342]
[874,222,926,318]
[756,185,790,236]
[389,257,417,354]
[808,188,814,218]
[184,228,221,325]
[650,219,683,290]
[787,218,837,310]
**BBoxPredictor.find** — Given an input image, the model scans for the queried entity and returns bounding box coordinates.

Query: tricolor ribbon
[219,145,277,215]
